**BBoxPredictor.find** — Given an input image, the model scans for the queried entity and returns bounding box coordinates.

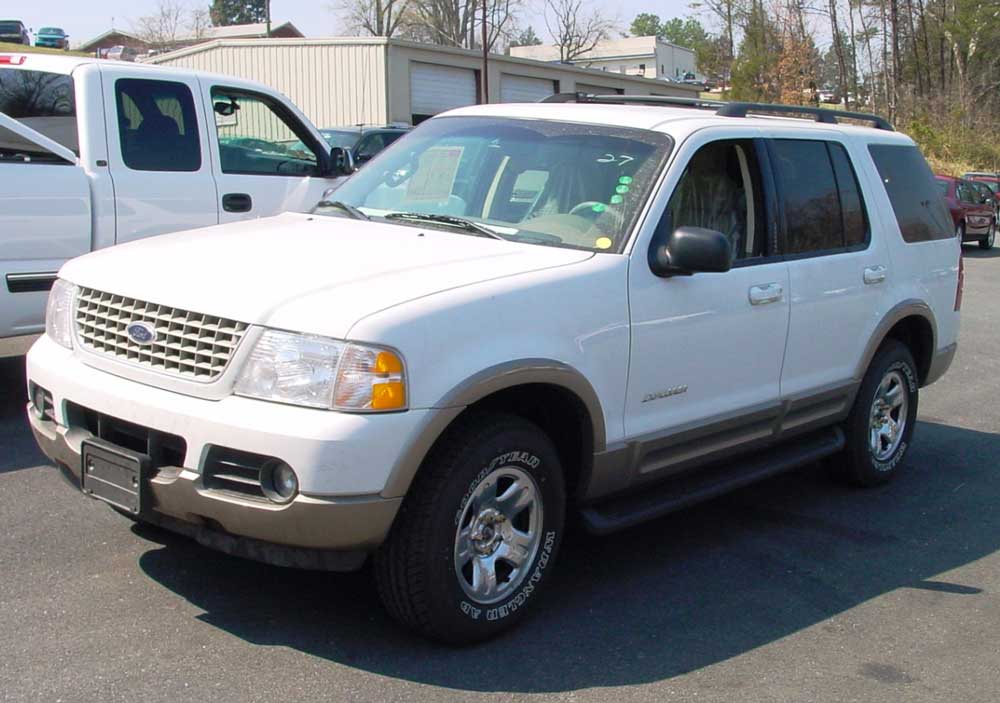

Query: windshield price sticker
[406,146,464,201]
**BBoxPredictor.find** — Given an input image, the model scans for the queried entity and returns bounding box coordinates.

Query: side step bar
[580,427,845,535]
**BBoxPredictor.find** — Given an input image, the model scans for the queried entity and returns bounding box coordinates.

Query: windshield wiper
[313,199,370,220]
[383,212,506,240]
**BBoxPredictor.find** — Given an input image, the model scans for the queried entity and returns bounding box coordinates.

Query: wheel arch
[380,360,606,500]
[856,301,937,387]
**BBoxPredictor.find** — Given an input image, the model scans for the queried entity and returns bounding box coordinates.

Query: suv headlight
[45,279,76,349]
[234,330,406,411]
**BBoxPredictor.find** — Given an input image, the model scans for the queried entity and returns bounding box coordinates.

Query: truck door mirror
[330,146,356,177]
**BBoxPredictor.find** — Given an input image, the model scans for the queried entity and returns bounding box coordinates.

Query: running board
[580,427,845,535]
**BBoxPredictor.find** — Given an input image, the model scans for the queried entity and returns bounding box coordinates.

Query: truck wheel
[374,413,565,644]
[980,221,995,250]
[838,340,919,487]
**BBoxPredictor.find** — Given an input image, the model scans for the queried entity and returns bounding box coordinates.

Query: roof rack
[539,92,894,131]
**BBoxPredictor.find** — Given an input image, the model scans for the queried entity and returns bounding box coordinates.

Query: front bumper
[25,335,459,570]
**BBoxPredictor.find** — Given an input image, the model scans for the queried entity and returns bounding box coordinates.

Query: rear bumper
[29,408,401,571]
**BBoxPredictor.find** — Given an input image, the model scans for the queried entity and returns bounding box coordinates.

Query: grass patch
[0,41,89,57]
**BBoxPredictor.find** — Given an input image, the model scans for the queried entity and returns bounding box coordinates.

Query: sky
[10,0,697,48]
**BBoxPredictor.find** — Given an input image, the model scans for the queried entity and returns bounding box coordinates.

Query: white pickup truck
[1,52,352,349]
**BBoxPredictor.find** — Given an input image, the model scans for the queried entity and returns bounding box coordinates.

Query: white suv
[26,96,962,644]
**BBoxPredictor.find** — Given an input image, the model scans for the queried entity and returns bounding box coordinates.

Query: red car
[936,175,995,250]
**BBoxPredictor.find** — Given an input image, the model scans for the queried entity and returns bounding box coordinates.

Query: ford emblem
[126,321,157,345]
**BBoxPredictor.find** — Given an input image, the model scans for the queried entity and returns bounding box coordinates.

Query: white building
[510,36,700,82]
[147,37,699,127]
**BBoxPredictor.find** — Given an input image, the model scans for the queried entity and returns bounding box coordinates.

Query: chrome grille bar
[75,287,248,381]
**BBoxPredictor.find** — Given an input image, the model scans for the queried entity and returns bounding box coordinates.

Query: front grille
[75,287,249,381]
[202,447,272,501]
[66,402,187,468]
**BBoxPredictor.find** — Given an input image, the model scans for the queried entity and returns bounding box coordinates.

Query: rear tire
[837,340,919,487]
[980,221,995,250]
[374,412,566,645]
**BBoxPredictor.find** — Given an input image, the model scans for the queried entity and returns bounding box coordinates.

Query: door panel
[771,136,891,397]
[626,135,789,463]
[0,161,90,336]
[203,83,333,223]
[100,68,219,244]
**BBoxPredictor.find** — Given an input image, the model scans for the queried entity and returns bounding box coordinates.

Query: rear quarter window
[868,144,953,242]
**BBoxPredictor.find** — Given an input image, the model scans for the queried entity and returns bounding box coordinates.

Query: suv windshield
[320,116,672,252]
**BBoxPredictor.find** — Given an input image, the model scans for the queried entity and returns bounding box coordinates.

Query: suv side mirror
[649,225,733,277]
[330,146,356,177]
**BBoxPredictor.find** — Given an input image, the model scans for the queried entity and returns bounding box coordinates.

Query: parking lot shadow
[0,355,44,473]
[137,420,999,693]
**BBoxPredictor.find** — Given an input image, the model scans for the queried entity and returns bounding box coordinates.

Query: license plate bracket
[81,439,150,515]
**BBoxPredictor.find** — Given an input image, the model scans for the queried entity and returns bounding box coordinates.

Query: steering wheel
[568,201,608,218]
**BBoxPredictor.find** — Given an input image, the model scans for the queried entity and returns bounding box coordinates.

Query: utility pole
[481,0,489,103]
[266,0,272,38]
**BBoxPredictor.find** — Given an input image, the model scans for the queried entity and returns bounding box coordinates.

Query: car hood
[60,212,594,339]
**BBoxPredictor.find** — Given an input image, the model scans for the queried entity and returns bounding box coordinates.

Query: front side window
[665,139,767,261]
[116,78,200,172]
[211,88,319,176]
[868,144,953,242]
[0,68,77,160]
[321,116,672,253]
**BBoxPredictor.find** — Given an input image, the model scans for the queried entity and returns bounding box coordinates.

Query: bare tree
[133,0,207,50]
[396,0,521,50]
[543,0,613,62]
[337,0,412,37]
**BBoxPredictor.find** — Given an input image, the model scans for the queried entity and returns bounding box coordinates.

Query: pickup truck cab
[1,52,350,347]
[27,97,961,644]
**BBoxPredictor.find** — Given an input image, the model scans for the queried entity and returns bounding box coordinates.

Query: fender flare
[380,359,607,498]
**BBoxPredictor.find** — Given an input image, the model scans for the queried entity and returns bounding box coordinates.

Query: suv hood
[60,212,594,339]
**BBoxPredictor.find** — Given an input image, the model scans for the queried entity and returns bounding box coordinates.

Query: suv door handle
[749,283,783,306]
[864,266,887,284]
[222,193,252,213]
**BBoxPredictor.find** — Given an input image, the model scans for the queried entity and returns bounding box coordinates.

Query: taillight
[0,55,27,65]
[955,254,965,311]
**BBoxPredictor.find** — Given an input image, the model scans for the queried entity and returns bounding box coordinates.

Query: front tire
[374,413,566,644]
[839,340,919,487]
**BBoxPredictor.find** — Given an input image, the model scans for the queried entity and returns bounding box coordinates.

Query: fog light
[33,384,46,415]
[262,460,298,503]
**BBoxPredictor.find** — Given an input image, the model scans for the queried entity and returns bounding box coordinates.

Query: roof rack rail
[539,92,894,131]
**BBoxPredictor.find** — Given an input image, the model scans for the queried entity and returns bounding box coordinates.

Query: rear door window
[115,78,201,172]
[0,68,77,160]
[868,144,953,242]
[772,139,840,253]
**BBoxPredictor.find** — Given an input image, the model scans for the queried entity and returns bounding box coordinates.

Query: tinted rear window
[0,23,23,33]
[0,68,77,155]
[116,78,201,172]
[772,140,841,252]
[868,144,953,242]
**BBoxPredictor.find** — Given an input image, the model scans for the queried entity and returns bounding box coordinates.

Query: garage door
[576,83,624,96]
[500,74,557,103]
[410,63,478,120]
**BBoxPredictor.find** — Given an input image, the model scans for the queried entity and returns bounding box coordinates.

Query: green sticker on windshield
[619,176,633,185]
[610,194,624,204]
[591,203,607,213]
[616,185,630,194]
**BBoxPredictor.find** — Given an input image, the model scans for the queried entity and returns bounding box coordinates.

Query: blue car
[35,27,69,49]
[0,20,31,45]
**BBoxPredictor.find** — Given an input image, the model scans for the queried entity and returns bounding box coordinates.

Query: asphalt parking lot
[2,249,999,703]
